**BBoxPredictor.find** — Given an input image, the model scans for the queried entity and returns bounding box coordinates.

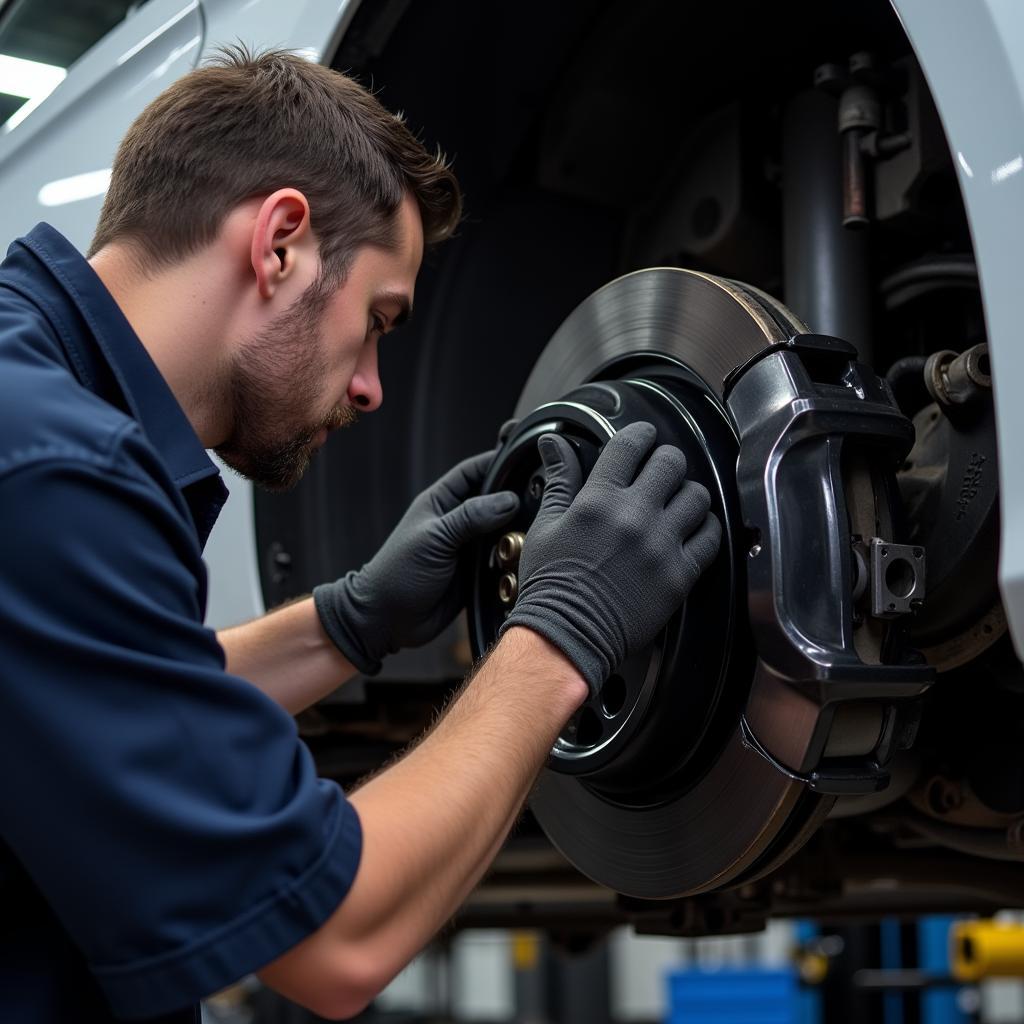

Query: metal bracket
[869,538,926,618]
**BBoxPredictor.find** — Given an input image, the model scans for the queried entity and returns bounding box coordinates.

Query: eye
[371,313,387,335]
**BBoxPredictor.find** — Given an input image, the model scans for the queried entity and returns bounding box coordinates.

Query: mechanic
[0,48,720,1022]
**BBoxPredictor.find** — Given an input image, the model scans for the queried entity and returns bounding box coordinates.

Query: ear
[250,189,312,300]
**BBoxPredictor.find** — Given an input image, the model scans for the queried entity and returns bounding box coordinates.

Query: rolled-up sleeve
[0,424,361,1019]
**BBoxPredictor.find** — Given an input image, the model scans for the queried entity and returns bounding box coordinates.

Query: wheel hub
[473,370,746,786]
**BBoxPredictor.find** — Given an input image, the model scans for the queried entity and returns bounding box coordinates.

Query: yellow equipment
[951,920,1024,981]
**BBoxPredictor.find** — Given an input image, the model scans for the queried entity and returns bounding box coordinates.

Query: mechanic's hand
[314,451,519,674]
[499,421,721,691]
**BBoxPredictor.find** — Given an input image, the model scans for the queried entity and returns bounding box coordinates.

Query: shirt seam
[12,229,221,489]
[0,277,95,387]
[0,419,138,484]
[22,234,145,425]
[89,786,359,981]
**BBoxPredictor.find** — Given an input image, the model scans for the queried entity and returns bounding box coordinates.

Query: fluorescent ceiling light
[0,53,66,131]
[992,154,1024,185]
[38,168,112,207]
[0,53,65,100]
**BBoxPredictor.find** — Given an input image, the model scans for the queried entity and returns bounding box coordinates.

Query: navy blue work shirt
[0,225,362,1022]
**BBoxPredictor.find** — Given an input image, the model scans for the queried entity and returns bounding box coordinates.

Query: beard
[215,276,358,492]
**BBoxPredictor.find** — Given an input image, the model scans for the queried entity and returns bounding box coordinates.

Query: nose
[348,338,383,412]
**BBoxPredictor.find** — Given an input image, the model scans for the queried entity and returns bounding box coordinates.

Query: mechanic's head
[89,46,460,491]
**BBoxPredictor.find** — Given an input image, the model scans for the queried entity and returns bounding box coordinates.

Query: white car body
[894,0,1024,661]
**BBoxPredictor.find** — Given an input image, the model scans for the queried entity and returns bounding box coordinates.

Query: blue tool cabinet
[666,966,800,1024]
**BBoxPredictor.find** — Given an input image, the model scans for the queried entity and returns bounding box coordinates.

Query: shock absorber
[782,60,874,364]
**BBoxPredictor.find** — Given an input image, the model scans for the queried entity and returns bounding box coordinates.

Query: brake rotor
[472,268,838,899]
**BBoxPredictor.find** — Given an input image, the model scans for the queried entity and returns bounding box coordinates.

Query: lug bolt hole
[575,707,602,747]
[601,674,628,716]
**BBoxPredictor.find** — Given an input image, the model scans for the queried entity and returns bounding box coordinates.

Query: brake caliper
[726,333,934,794]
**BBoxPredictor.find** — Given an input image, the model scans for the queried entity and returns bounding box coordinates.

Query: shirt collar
[4,223,228,542]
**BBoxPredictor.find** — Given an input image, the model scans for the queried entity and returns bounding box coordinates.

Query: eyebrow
[376,291,412,328]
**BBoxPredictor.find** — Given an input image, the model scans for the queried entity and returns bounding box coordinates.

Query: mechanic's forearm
[218,597,358,715]
[342,628,586,977]
[258,626,587,1012]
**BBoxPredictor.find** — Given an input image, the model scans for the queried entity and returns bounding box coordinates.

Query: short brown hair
[89,45,461,280]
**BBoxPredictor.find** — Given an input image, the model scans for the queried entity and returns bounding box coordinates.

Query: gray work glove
[314,451,519,674]
[499,421,721,691]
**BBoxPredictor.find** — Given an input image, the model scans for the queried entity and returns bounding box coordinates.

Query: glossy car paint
[893,0,1024,659]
